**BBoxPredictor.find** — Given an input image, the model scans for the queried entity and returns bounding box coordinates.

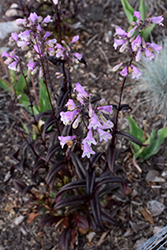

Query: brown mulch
[1,0,167,250]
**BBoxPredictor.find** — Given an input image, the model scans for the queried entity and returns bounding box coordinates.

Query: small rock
[5,3,19,17]
[0,21,21,40]
[145,170,165,183]
[14,215,24,225]
[134,238,147,250]
[86,232,96,242]
[153,226,163,234]
[147,200,165,217]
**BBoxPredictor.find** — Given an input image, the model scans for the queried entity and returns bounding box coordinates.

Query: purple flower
[97,105,113,114]
[99,118,114,130]
[119,41,128,52]
[8,61,18,71]
[18,30,30,41]
[43,31,51,39]
[11,32,18,42]
[70,35,79,44]
[47,39,57,47]
[82,129,97,146]
[58,135,76,149]
[97,128,112,142]
[112,62,123,72]
[60,110,80,125]
[127,25,137,37]
[81,143,95,158]
[74,83,88,104]
[147,42,162,55]
[131,65,142,80]
[113,38,125,50]
[135,47,141,62]
[133,11,141,20]
[88,111,102,130]
[52,0,58,5]
[15,18,27,26]
[27,60,38,71]
[152,16,164,26]
[42,15,52,24]
[120,66,128,77]
[17,41,28,49]
[72,114,81,129]
[114,27,127,37]
[72,52,82,60]
[65,99,76,110]
[34,44,42,55]
[28,12,42,24]
[144,48,155,61]
[131,34,141,51]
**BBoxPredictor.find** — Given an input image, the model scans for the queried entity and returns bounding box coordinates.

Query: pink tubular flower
[58,135,76,149]
[120,66,128,77]
[81,143,95,158]
[131,34,141,51]
[147,42,162,55]
[82,129,97,146]
[99,118,114,130]
[65,99,76,110]
[151,16,164,26]
[127,25,137,38]
[27,60,38,71]
[42,15,52,24]
[131,65,142,80]
[8,61,18,71]
[53,0,58,5]
[144,47,155,61]
[135,47,141,62]
[60,110,80,125]
[72,114,81,129]
[11,32,18,42]
[28,12,42,24]
[114,27,127,37]
[97,128,112,142]
[97,105,113,114]
[133,11,141,20]
[112,62,123,72]
[88,111,102,130]
[113,38,125,50]
[70,35,79,44]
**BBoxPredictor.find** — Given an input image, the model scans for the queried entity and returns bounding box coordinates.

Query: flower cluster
[2,12,82,76]
[113,11,163,79]
[58,83,114,158]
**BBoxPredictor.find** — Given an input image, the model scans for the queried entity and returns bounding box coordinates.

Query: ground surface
[1,0,167,250]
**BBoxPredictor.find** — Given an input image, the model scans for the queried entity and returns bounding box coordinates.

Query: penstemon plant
[1,1,164,249]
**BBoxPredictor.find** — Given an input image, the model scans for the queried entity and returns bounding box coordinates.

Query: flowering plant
[1,1,164,249]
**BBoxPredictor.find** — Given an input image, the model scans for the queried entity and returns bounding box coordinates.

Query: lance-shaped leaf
[107,142,116,173]
[54,195,88,210]
[90,193,104,230]
[42,116,58,140]
[89,152,103,168]
[56,180,86,202]
[86,168,96,197]
[101,208,119,226]
[59,227,72,250]
[33,158,46,174]
[46,161,65,187]
[13,179,34,195]
[70,152,86,179]
[121,0,134,24]
[35,110,53,121]
[45,143,61,163]
[96,174,124,189]
[39,215,63,227]
[74,215,89,229]
[119,104,132,112]
[116,131,147,146]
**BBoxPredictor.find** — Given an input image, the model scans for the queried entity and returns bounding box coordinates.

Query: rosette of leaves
[136,38,167,119]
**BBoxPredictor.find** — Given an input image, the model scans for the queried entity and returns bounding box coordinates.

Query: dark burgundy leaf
[96,174,124,189]
[70,152,86,179]
[101,208,119,226]
[90,193,104,231]
[35,110,53,122]
[107,143,116,173]
[78,57,87,66]
[22,185,35,195]
[39,215,63,227]
[116,131,146,146]
[13,179,27,193]
[59,228,72,250]
[42,116,57,140]
[46,161,65,187]
[33,158,46,174]
[86,169,96,196]
[74,215,89,229]
[45,143,61,163]
[54,195,88,210]
[56,180,86,201]
[119,104,132,112]
[89,152,103,167]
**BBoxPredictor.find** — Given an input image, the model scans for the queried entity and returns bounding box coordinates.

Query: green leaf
[139,0,148,21]
[127,115,143,142]
[39,78,52,112]
[0,78,13,93]
[15,71,28,92]
[141,23,156,41]
[121,0,135,24]
[158,127,167,139]
[9,70,16,85]
[16,92,30,108]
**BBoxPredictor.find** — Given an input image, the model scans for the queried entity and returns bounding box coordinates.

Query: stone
[147,200,165,217]
[0,21,21,40]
